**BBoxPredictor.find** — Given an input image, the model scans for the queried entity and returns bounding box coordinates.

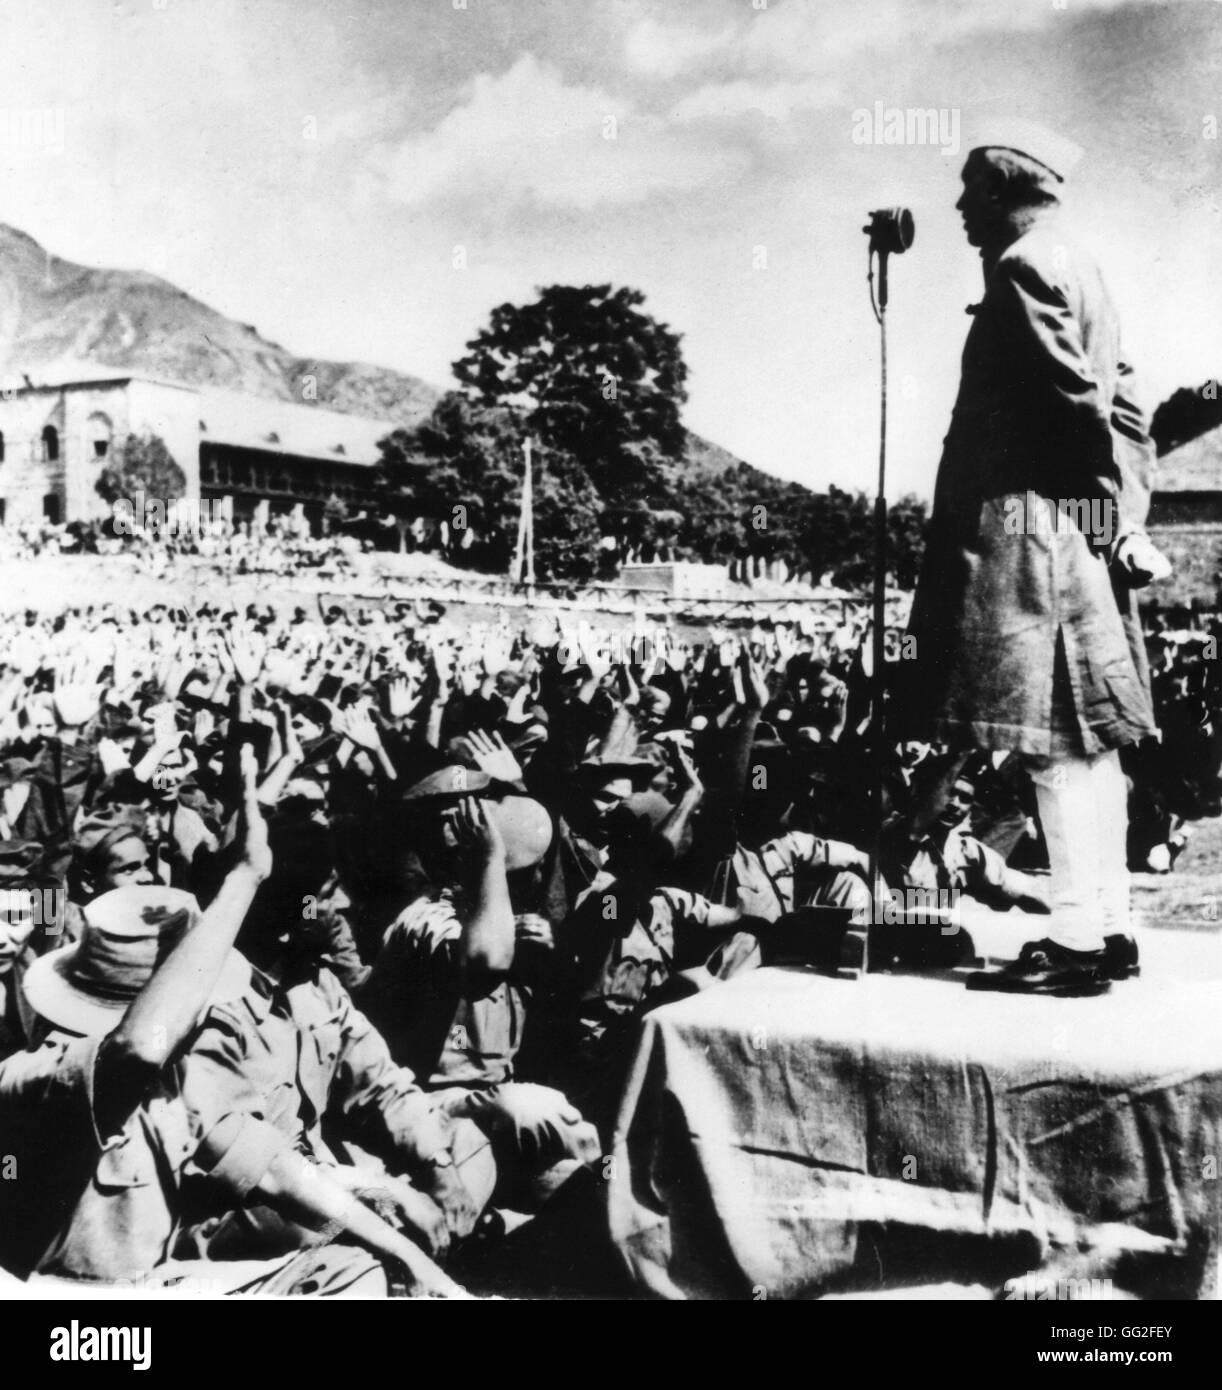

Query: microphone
[863,207,915,255]
[863,208,914,311]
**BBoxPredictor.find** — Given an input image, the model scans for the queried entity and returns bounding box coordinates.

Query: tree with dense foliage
[453,283,686,512]
[376,393,602,581]
[375,283,928,588]
[94,433,186,507]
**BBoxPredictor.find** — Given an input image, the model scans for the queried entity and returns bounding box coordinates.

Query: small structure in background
[0,372,395,534]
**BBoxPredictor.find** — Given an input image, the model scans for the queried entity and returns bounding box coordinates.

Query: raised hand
[577,624,611,683]
[666,736,703,796]
[332,701,384,753]
[223,623,267,686]
[463,728,523,784]
[774,624,799,669]
[238,744,273,880]
[738,648,771,711]
[53,651,106,728]
[385,674,419,720]
[451,794,505,866]
[481,631,512,678]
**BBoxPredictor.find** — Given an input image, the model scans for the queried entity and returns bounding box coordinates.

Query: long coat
[905,214,1158,757]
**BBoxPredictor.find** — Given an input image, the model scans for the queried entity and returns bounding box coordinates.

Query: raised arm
[95,747,270,1135]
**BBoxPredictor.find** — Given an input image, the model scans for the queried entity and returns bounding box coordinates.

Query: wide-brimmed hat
[402,766,495,802]
[22,885,249,1037]
[400,767,552,870]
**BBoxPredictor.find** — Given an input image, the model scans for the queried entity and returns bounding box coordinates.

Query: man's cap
[487,795,553,871]
[73,808,148,871]
[0,757,34,790]
[402,766,494,802]
[0,838,43,885]
[578,754,657,790]
[969,118,1083,181]
[22,885,249,1037]
[400,767,552,870]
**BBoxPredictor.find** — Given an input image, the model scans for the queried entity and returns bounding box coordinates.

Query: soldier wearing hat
[164,763,505,1269]
[0,752,273,1281]
[0,754,461,1295]
[907,120,1169,993]
[366,768,601,1208]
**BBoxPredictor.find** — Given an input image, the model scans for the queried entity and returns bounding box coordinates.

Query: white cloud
[371,55,736,209]
[625,0,1159,86]
[623,16,737,80]
[672,76,843,124]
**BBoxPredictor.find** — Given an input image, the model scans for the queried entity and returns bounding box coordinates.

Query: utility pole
[511,435,535,586]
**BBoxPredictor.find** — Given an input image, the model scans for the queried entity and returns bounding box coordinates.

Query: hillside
[0,223,763,485]
[0,223,437,426]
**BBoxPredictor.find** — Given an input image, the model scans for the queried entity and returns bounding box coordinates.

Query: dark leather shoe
[1102,933,1140,979]
[966,938,1112,996]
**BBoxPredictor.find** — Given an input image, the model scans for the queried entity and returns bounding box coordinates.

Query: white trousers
[1025,749,1131,951]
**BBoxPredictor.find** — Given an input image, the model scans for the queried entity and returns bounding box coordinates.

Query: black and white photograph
[0,0,1219,1330]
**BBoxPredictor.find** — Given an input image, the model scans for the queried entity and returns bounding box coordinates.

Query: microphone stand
[865,240,894,974]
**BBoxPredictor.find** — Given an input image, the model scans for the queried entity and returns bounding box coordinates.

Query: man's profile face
[955,153,999,248]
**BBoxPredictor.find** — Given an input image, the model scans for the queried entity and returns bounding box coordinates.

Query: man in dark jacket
[907,121,1171,991]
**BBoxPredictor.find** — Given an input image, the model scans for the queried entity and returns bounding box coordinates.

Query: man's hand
[451,794,505,866]
[738,649,771,712]
[1115,533,1172,588]
[481,632,512,678]
[463,728,523,784]
[96,736,131,775]
[666,737,703,797]
[223,624,267,686]
[418,1159,481,1243]
[53,652,105,728]
[332,702,384,753]
[577,625,612,684]
[385,674,419,720]
[354,1175,451,1260]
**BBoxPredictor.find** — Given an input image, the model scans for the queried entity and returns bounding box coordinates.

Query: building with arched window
[0,373,393,530]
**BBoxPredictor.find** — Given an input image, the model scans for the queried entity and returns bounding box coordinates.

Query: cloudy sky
[0,0,1219,497]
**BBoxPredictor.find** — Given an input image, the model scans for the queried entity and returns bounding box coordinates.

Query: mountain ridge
[0,223,755,482]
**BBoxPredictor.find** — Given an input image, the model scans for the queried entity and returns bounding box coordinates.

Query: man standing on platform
[907,120,1171,993]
